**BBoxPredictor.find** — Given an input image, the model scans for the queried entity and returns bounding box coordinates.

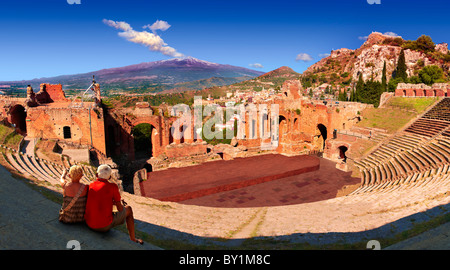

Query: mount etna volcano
[0,57,265,94]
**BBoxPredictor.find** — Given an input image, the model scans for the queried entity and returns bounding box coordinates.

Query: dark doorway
[132,123,153,160]
[338,146,348,163]
[278,115,287,142]
[10,105,27,135]
[317,124,327,150]
[143,163,153,173]
[106,125,116,157]
[63,126,71,139]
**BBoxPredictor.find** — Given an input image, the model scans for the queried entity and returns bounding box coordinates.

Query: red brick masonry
[141,154,320,202]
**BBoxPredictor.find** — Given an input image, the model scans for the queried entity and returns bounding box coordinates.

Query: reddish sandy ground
[142,154,359,208]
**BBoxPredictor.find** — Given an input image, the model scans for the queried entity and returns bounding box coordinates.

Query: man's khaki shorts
[91,207,127,232]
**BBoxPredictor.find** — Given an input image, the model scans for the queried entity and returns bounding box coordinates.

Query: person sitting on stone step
[59,165,88,223]
[84,164,143,245]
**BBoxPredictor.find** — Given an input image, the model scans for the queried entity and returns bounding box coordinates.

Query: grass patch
[356,107,416,133]
[4,131,23,148]
[387,97,439,114]
[356,97,438,134]
[0,124,23,149]
[0,124,14,142]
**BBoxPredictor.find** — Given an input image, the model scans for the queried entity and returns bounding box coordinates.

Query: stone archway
[317,124,328,150]
[132,123,155,160]
[10,104,27,135]
[338,145,348,163]
[127,114,165,159]
[279,115,287,132]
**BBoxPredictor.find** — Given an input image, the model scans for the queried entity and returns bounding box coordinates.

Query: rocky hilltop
[303,32,450,85]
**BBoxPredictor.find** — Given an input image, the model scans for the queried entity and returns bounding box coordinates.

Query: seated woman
[59,165,88,223]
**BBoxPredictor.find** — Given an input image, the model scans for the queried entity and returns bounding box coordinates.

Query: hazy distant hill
[0,57,264,95]
[229,66,301,91]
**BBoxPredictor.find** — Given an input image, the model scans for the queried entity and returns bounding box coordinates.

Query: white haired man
[84,164,143,244]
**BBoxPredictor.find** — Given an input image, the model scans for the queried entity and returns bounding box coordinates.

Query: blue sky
[0,0,449,81]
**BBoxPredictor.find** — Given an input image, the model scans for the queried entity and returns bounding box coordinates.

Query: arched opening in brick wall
[278,115,287,141]
[106,125,116,157]
[317,124,327,150]
[293,118,299,131]
[132,123,154,160]
[338,145,348,163]
[10,105,27,135]
[169,127,174,144]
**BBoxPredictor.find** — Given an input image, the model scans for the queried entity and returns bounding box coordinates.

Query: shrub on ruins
[409,75,422,84]
[387,77,404,92]
[418,65,444,85]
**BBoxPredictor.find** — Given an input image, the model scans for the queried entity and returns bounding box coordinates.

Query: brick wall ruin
[26,104,107,155]
[395,83,449,97]
[0,80,369,170]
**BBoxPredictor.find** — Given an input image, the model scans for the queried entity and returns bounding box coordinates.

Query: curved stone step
[14,153,38,179]
[21,154,52,183]
[5,151,30,177]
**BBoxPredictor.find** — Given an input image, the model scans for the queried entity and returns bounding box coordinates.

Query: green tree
[402,35,435,53]
[355,73,364,102]
[418,65,444,85]
[388,77,403,92]
[338,90,346,101]
[381,61,387,92]
[394,49,408,82]
[415,35,435,53]
[409,76,422,84]
[360,80,383,107]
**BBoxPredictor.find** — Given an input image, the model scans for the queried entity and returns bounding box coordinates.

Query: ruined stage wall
[26,104,107,155]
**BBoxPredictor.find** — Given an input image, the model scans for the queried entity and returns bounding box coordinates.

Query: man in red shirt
[85,164,143,245]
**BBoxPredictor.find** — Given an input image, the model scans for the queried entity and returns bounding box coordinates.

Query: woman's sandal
[135,239,144,245]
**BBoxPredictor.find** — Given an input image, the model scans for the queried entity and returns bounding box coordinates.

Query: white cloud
[383,32,400,38]
[295,53,313,62]
[249,63,264,69]
[359,32,400,41]
[358,36,369,41]
[143,20,171,33]
[103,19,132,32]
[319,53,331,58]
[103,19,183,58]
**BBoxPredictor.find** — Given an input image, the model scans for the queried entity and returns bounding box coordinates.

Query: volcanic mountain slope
[0,57,264,94]
[302,32,450,87]
[103,65,302,109]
